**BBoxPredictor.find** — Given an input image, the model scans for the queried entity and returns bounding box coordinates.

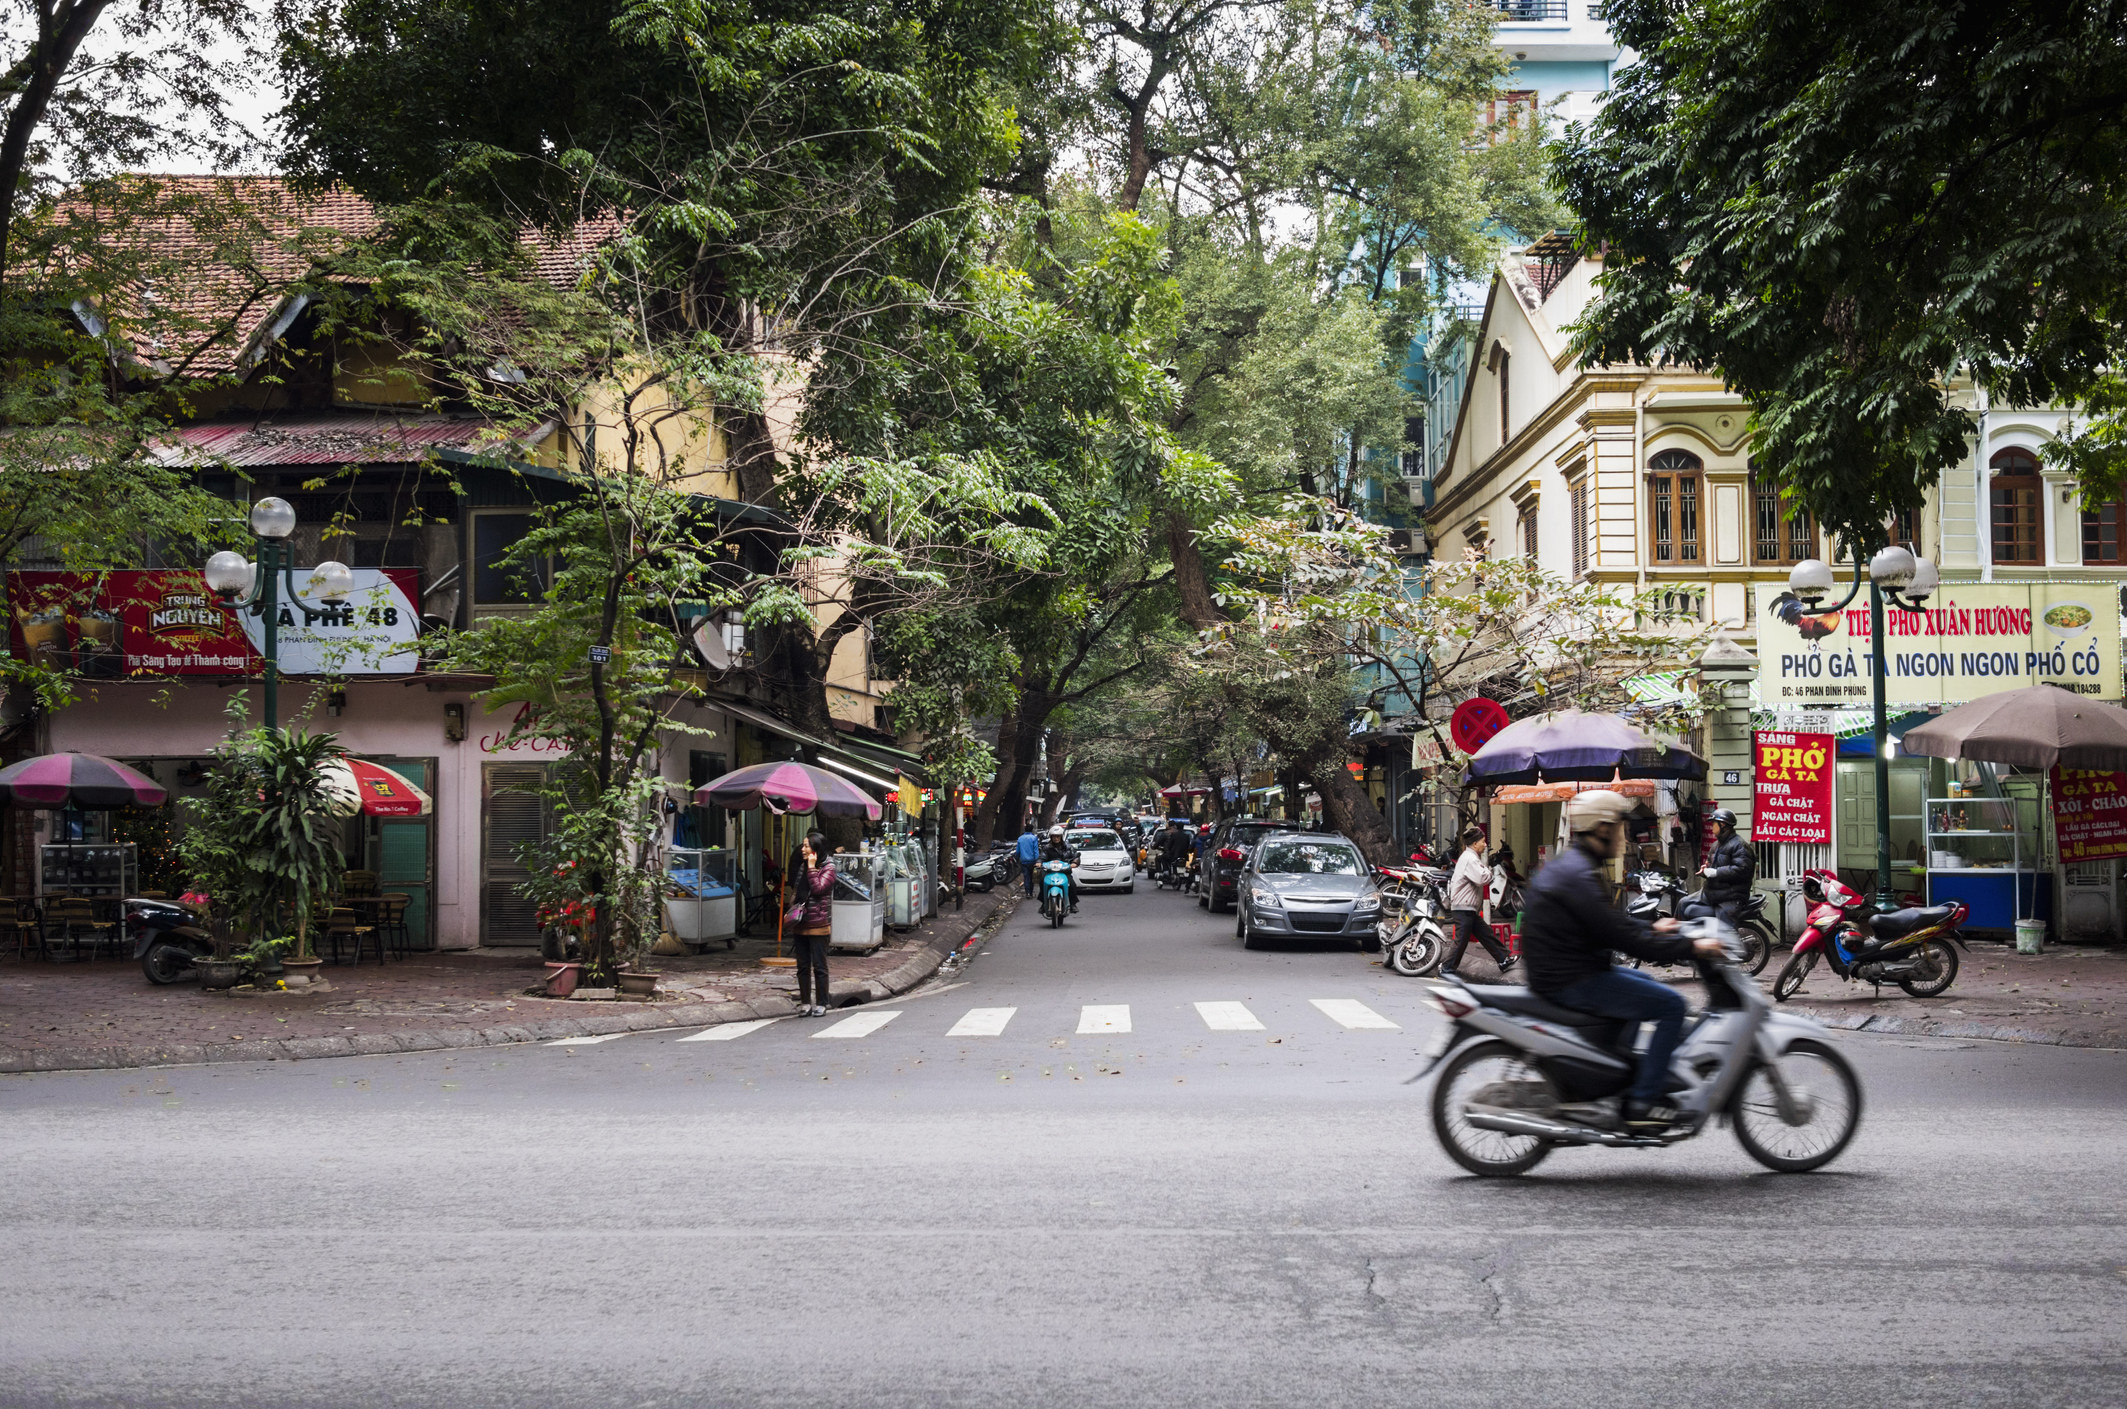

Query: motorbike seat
[1867,904,1954,938]
[1463,984,1618,1030]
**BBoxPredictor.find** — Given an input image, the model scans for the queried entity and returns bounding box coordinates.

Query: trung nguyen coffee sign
[1753,582,2120,706]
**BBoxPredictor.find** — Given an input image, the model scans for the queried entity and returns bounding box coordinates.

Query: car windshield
[1255,841,1363,875]
[1071,830,1123,851]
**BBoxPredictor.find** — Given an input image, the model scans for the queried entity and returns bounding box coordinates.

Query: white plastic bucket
[2014,919,2045,955]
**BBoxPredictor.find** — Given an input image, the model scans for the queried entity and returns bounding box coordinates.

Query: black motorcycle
[1622,871,1775,975]
[132,898,216,984]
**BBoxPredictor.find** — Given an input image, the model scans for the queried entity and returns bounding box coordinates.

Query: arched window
[1990,447,2042,565]
[1647,448,1702,564]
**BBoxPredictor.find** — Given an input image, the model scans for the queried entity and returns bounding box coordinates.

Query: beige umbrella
[1901,685,2127,772]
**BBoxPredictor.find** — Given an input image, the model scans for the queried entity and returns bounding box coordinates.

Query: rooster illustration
[1771,591,1842,650]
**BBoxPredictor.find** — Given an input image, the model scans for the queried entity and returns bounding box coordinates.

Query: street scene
[4,1,2127,1406]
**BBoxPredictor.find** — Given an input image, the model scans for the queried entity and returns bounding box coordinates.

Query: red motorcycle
[1772,869,1968,1002]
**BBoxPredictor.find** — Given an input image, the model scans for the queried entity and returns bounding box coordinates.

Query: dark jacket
[1702,830,1755,904]
[797,862,836,929]
[1039,835,1074,864]
[1520,841,1694,996]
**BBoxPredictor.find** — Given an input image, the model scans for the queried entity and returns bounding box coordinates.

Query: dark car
[1197,816,1288,914]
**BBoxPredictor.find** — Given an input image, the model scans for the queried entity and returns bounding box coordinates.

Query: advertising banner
[1755,582,2120,706]
[1752,730,1834,844]
[8,568,421,677]
[2050,766,2127,863]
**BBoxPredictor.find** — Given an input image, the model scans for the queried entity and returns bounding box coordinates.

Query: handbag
[784,902,805,924]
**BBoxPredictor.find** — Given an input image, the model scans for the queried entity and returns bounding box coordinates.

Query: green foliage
[1560,0,2127,544]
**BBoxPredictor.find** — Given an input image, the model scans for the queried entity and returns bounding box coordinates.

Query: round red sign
[1451,697,1510,755]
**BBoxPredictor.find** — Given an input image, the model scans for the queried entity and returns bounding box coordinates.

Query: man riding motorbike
[1698,806,1755,927]
[1039,823,1080,912]
[1154,820,1190,882]
[1519,790,1725,1131]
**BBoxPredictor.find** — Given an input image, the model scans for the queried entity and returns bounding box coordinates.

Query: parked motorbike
[1376,865,1449,977]
[133,897,215,985]
[1039,859,1073,928]
[1417,917,1863,1176]
[1772,868,1967,1001]
[962,850,1000,893]
[1623,871,1774,975]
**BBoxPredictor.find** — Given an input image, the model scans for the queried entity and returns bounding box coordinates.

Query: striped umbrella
[321,758,433,817]
[0,752,167,810]
[695,760,883,820]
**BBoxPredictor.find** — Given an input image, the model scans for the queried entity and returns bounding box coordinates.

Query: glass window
[472,512,545,605]
[1751,475,1815,565]
[1068,830,1123,851]
[1254,842,1363,875]
[1647,449,1702,564]
[1990,447,2042,565]
[2082,500,2125,565]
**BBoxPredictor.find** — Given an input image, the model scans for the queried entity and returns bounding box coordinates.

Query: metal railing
[1494,0,1568,19]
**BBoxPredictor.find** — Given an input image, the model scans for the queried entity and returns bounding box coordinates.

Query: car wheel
[1241,916,1261,950]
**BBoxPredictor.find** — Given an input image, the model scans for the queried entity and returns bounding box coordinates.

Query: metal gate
[481,762,550,946]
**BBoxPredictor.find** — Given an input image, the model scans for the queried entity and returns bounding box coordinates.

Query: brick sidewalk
[0,890,1014,1073]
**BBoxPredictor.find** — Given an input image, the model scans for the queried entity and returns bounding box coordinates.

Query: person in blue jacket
[1016,823,1041,896]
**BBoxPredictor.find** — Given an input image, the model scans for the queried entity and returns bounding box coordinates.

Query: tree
[1558,0,2127,542]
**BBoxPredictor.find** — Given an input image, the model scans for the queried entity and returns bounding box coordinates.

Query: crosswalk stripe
[947,1007,1017,1037]
[546,1033,629,1046]
[1077,1004,1131,1034]
[1309,998,1400,1030]
[674,1018,782,1043]
[1194,1000,1264,1031]
[814,1010,901,1039]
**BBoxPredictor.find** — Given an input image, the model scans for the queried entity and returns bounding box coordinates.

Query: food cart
[830,847,888,953]
[1923,784,2049,935]
[663,845,739,949]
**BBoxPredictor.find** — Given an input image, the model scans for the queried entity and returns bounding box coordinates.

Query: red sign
[8,568,420,677]
[1752,730,1833,844]
[1451,697,1510,754]
[2051,766,2127,862]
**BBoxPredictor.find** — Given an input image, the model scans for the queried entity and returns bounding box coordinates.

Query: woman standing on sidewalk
[793,831,836,1016]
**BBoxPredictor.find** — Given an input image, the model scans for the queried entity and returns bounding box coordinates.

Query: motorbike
[133,897,216,984]
[962,850,1001,893]
[1417,917,1863,1177]
[1772,868,1967,1001]
[1623,871,1774,975]
[1375,864,1449,976]
[1039,859,1073,928]
[1486,845,1525,921]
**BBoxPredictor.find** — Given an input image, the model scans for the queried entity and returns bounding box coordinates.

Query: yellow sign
[897,776,924,813]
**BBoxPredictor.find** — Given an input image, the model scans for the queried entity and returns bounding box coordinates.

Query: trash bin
[2014,918,2045,955]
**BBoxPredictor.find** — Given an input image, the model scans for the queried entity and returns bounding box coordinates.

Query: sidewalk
[0,890,1016,1074]
[1774,941,2127,1049]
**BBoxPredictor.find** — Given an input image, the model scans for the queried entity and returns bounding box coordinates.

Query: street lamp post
[1786,545,1942,911]
[202,496,356,731]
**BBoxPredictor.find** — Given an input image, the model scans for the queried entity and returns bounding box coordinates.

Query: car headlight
[1353,891,1382,913]
[1250,885,1283,907]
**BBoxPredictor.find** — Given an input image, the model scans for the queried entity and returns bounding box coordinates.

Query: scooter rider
[1039,824,1080,912]
[1519,790,1725,1131]
[1699,807,1754,924]
[1155,819,1189,880]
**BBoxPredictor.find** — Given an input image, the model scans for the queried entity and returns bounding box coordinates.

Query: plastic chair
[323,906,384,966]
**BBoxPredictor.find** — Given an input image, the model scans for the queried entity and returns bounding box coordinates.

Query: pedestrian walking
[1017,823,1041,896]
[791,830,836,1015]
[1442,824,1515,980]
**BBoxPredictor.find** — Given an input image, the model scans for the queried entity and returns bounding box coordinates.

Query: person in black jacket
[1520,790,1724,1130]
[1699,807,1755,923]
[1039,824,1079,911]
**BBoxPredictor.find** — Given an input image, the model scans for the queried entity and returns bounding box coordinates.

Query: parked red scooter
[1773,868,1968,1001]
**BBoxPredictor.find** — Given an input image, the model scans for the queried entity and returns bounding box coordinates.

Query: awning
[716,698,820,748]
[1491,778,1659,804]
[1622,669,1698,709]
[815,753,898,794]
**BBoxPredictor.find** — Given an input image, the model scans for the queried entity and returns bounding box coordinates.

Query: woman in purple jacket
[793,830,836,1015]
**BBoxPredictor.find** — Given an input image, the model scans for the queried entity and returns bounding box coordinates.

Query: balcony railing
[1494,0,1568,20]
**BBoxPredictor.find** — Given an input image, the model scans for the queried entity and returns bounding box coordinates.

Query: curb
[1796,1007,2095,1047]
[0,892,1020,1076]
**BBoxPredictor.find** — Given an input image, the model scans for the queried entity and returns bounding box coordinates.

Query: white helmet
[1049,824,1065,836]
[1564,789,1636,834]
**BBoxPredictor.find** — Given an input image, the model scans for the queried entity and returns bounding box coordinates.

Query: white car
[1067,828,1136,893]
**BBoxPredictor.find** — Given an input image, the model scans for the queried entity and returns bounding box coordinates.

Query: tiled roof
[153,412,536,468]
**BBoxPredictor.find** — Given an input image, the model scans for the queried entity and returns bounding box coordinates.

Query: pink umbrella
[0,752,166,810]
[695,760,882,820]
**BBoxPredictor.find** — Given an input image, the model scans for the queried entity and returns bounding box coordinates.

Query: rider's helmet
[1049,824,1065,836]
[1708,806,1737,835]
[1564,789,1637,834]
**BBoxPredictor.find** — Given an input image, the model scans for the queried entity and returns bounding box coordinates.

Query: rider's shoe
[1621,1098,1683,1131]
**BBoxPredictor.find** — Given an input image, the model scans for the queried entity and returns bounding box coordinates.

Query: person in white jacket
[1442,825,1516,979]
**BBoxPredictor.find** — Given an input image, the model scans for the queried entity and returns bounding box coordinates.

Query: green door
[374,759,434,949]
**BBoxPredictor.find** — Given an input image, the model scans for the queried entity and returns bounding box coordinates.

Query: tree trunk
[1164,510,1225,632]
[969,699,1020,848]
[1314,758,1395,866]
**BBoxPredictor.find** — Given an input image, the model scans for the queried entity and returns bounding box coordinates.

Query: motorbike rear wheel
[1731,1038,1862,1173]
[141,941,195,985]
[1772,950,1817,1002]
[1430,1040,1556,1177]
[1897,937,1960,997]
[1739,921,1776,976]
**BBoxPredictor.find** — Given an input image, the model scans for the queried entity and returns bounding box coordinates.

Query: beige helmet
[1564,789,1636,834]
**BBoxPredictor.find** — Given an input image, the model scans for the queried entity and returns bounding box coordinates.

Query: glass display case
[830,848,888,952]
[1925,795,2048,932]
[663,846,739,949]
[41,843,137,899]
[885,840,927,928]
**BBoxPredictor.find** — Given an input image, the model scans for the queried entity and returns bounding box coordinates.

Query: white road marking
[1077,1004,1131,1034]
[947,1007,1018,1037]
[813,1010,902,1039]
[674,1018,782,1042]
[545,1033,630,1046]
[1310,998,1400,1030]
[1194,1001,1264,1031]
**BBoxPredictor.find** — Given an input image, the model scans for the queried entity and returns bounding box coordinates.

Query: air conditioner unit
[1386,529,1413,554]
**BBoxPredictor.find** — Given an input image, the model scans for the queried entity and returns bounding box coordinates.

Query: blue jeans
[1554,968,1688,1107]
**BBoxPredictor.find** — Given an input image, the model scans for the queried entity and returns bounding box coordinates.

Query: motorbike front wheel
[1772,950,1818,1002]
[1740,922,1776,976]
[1897,937,1960,997]
[141,941,195,985]
[1387,925,1442,977]
[1731,1038,1863,1173]
[1429,1040,1556,1177]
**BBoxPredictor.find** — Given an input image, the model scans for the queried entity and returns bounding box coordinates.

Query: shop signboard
[8,568,420,676]
[1752,730,1834,844]
[2050,766,2127,863]
[1754,582,2120,706]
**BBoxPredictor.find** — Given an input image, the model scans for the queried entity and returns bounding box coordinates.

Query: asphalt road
[4,881,2126,1408]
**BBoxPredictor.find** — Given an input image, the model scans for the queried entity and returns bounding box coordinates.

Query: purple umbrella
[0,752,167,810]
[1464,709,1705,786]
[695,760,882,820]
